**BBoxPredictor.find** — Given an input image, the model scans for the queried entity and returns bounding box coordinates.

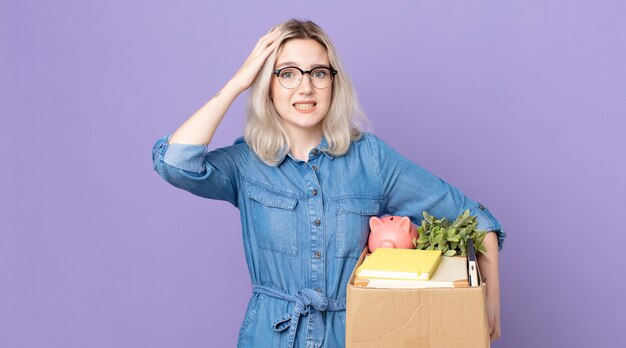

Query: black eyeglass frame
[272,66,338,89]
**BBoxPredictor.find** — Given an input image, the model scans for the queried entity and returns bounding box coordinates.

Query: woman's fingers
[229,29,282,92]
[248,30,281,65]
[261,37,280,55]
[252,29,281,53]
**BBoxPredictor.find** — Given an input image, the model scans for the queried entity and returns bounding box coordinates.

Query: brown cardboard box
[346,248,490,348]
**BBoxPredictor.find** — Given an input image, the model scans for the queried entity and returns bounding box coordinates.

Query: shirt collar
[317,136,334,160]
[279,136,334,165]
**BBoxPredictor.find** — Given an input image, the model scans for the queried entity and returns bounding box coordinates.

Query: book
[354,255,469,288]
[356,248,442,280]
[467,238,482,286]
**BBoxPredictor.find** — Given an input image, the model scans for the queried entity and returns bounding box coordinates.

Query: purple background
[2,1,625,347]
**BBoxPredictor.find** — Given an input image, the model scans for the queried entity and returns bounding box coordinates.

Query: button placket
[305,156,325,296]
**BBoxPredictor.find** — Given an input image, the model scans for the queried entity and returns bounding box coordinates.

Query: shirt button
[315,288,322,293]
[315,251,321,259]
[312,149,319,156]
[478,203,485,210]
[312,189,318,196]
[314,219,321,226]
[312,165,317,171]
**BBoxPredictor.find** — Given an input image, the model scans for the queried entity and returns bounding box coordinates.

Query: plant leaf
[446,228,455,237]
[477,244,487,255]
[434,234,444,243]
[462,209,470,220]
[444,250,457,257]
[423,212,433,223]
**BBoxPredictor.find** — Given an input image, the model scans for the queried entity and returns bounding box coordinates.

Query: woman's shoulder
[230,136,249,152]
[354,131,386,143]
[350,131,386,152]
[202,136,252,165]
[348,132,403,163]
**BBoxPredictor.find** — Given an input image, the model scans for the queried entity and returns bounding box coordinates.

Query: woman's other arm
[369,134,504,341]
[478,232,501,342]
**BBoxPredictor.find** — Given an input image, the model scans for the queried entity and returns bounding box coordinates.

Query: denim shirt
[152,133,505,348]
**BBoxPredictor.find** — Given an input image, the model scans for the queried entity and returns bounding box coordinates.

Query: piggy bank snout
[379,240,396,248]
[367,215,418,253]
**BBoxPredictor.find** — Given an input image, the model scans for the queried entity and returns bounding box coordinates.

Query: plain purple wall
[2,1,625,347]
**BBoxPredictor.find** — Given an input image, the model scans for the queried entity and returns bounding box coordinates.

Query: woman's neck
[285,126,323,161]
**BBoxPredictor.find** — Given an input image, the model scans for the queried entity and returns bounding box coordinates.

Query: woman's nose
[297,74,314,94]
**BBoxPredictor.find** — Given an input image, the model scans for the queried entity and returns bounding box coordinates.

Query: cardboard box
[346,248,490,348]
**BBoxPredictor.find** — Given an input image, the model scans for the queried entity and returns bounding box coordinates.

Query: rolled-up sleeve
[152,135,246,207]
[468,202,505,249]
[367,134,506,250]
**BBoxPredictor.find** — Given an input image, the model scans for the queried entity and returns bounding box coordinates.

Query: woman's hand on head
[167,29,281,146]
[229,28,282,94]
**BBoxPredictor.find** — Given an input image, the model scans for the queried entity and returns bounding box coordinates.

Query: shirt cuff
[158,135,209,173]
[470,203,506,251]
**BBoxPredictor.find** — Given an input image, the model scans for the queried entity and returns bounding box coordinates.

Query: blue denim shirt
[152,133,505,348]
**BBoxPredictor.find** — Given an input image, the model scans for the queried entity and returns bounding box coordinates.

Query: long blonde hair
[245,19,369,166]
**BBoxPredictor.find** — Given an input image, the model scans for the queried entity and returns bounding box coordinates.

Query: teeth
[294,103,315,110]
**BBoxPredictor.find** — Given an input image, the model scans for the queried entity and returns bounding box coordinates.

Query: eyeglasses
[273,66,337,89]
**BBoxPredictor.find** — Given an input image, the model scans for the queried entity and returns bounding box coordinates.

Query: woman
[152,19,505,347]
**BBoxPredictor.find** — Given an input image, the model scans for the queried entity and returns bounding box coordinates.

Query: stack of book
[354,248,470,289]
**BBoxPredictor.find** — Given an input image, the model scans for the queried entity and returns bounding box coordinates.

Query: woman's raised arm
[168,28,281,145]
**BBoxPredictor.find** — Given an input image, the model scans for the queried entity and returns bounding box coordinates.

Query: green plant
[412,210,487,257]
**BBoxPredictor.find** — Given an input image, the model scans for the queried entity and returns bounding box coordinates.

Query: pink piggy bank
[368,216,418,253]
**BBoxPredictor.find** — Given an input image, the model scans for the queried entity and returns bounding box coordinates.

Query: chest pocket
[247,185,299,257]
[335,197,380,259]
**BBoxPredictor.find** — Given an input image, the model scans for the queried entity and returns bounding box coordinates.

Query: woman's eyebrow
[276,61,297,68]
[275,62,331,69]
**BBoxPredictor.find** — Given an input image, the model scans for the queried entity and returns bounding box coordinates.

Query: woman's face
[271,39,332,136]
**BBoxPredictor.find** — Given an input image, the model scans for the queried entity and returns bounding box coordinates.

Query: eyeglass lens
[277,67,333,89]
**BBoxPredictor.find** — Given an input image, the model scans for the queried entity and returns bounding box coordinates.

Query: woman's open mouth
[293,102,317,113]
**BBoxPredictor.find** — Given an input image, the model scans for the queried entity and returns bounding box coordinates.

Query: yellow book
[356,248,442,280]
[354,256,469,288]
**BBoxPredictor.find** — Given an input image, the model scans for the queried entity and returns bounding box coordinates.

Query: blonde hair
[245,19,369,166]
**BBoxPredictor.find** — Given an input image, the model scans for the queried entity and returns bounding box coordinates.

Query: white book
[354,256,469,289]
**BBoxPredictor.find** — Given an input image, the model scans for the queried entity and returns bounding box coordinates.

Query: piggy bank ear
[399,216,412,232]
[369,216,383,231]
